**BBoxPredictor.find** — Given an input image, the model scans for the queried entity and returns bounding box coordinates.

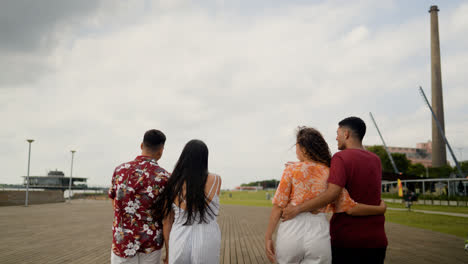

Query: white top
[168,174,221,264]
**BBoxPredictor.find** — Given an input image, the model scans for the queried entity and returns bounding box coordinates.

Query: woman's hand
[265,205,282,262]
[265,238,276,263]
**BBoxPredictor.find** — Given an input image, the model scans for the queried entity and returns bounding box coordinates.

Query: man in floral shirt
[109,129,170,264]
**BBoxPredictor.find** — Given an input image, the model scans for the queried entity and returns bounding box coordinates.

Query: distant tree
[366,145,387,160]
[366,145,410,174]
[240,179,279,188]
[262,179,280,189]
[366,145,391,172]
[390,153,410,174]
[428,165,453,178]
[459,161,468,176]
[407,163,426,177]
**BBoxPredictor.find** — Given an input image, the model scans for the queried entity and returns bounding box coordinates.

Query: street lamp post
[68,150,76,202]
[25,139,34,207]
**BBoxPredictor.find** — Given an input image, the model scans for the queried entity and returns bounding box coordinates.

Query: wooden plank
[236,217,250,264]
[222,213,230,264]
[229,213,237,264]
[243,215,269,263]
[238,217,258,264]
[218,210,226,264]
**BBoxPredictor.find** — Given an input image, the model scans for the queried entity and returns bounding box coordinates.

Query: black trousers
[332,247,386,264]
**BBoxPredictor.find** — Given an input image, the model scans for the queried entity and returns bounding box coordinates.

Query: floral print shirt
[109,155,169,258]
[272,161,357,213]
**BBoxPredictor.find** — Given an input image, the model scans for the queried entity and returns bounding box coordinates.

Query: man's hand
[265,238,276,263]
[282,204,300,221]
[380,200,387,213]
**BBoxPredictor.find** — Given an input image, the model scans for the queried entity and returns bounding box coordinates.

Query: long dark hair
[156,139,214,225]
[296,126,332,167]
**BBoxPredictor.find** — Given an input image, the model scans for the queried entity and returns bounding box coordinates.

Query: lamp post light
[25,139,34,207]
[68,150,76,202]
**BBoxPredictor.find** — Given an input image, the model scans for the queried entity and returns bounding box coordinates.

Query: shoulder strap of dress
[207,174,218,198]
[214,174,220,195]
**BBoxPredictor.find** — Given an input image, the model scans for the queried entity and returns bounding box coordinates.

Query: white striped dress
[168,175,221,264]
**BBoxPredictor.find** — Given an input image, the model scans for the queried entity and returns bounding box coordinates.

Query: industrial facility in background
[383,141,432,168]
[22,169,88,190]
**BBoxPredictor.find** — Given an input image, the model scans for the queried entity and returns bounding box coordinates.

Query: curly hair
[296,126,332,167]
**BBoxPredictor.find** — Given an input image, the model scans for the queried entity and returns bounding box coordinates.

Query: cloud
[0,1,102,86]
[1,1,467,189]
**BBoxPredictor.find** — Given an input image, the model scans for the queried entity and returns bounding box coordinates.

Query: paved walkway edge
[387,207,468,218]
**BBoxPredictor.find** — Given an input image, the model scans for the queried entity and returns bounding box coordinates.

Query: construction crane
[369,112,400,174]
[419,86,464,177]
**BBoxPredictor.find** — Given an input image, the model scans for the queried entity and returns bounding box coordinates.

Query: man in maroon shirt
[282,117,387,264]
[109,129,170,264]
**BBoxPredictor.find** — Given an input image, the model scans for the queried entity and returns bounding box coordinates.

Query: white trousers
[276,212,331,264]
[111,249,161,264]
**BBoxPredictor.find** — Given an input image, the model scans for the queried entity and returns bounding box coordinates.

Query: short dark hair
[143,129,166,151]
[338,117,366,141]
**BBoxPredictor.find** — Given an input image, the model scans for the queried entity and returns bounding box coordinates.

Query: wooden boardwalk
[0,200,467,263]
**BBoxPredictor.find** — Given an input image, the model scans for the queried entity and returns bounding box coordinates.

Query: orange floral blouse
[272,161,357,213]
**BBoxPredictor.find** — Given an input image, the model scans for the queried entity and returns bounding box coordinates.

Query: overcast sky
[1,0,467,189]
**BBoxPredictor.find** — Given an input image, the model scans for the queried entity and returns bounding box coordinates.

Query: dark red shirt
[109,156,169,257]
[328,149,388,248]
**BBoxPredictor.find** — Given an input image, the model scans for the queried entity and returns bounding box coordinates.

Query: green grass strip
[386,202,468,214]
[385,210,468,238]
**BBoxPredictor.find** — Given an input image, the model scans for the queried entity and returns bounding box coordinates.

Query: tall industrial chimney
[429,5,447,167]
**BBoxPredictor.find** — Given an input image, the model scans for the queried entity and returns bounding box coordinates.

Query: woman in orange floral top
[265,127,386,264]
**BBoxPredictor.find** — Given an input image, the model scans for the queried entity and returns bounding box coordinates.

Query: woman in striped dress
[156,139,221,264]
